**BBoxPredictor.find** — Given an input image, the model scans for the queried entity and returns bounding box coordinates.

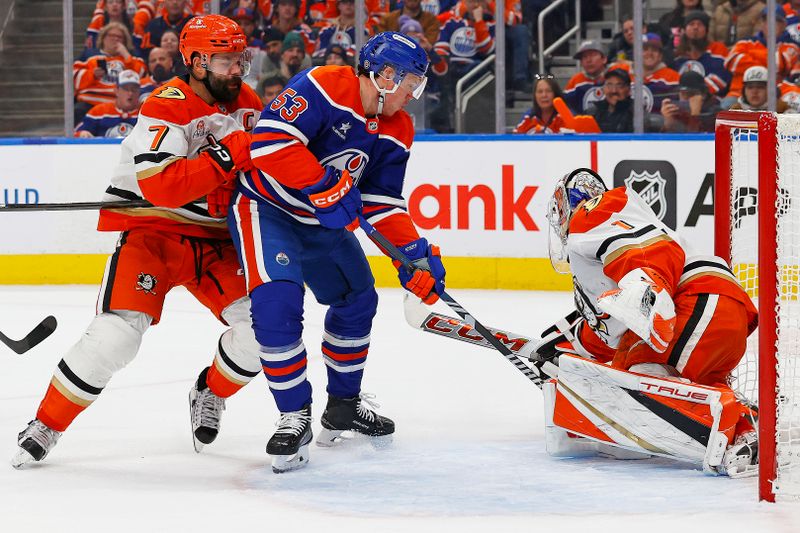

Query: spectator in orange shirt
[85,0,136,51]
[75,69,141,138]
[73,22,147,123]
[563,40,607,114]
[723,7,799,107]
[139,0,193,60]
[513,76,571,134]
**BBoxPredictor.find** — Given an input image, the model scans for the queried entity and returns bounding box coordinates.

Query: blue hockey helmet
[359,32,429,99]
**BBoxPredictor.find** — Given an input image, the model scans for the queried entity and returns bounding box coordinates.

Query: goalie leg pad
[37,310,151,431]
[552,355,743,471]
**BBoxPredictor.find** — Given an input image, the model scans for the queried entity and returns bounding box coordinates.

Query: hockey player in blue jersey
[228,32,446,473]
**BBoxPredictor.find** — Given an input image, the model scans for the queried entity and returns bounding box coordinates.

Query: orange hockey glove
[206,181,236,218]
[204,130,253,182]
[393,238,446,305]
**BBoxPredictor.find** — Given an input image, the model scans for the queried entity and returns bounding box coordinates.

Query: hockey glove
[203,131,253,181]
[302,166,362,231]
[206,180,236,218]
[596,267,677,353]
[531,310,583,369]
[393,238,446,305]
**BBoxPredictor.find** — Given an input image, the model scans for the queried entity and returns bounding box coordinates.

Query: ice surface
[1,286,798,532]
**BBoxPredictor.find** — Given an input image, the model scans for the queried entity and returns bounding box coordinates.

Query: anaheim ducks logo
[136,273,157,295]
[156,86,186,100]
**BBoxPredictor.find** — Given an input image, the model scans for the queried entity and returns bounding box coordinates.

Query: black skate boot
[189,367,226,452]
[11,419,62,469]
[317,393,394,447]
[267,405,312,473]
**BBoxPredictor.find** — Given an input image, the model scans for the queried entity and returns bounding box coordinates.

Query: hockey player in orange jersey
[534,168,760,476]
[12,15,265,468]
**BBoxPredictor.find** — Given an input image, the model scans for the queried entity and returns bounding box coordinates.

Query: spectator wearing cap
[661,70,722,132]
[711,1,766,46]
[658,0,708,50]
[312,0,372,61]
[74,22,148,123]
[269,32,309,79]
[609,33,681,115]
[586,68,634,133]
[139,0,193,61]
[513,76,571,134]
[673,10,731,97]
[563,40,607,114]
[324,44,350,66]
[723,7,799,107]
[266,0,314,54]
[75,69,141,138]
[730,65,792,111]
[257,74,288,106]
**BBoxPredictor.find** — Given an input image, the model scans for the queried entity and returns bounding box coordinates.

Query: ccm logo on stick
[640,381,709,402]
[424,316,531,352]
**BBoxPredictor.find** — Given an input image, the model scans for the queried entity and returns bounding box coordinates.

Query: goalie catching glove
[597,267,677,353]
[394,238,446,305]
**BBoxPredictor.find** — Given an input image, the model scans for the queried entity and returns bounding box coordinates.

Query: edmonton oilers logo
[582,86,605,110]
[450,27,476,57]
[275,252,290,266]
[332,30,352,48]
[678,60,706,76]
[320,149,370,182]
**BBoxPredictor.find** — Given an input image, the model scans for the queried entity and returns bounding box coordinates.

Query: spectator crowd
[70,0,800,137]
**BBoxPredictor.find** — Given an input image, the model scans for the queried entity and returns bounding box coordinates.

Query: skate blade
[316,428,393,449]
[271,443,310,474]
[188,390,203,454]
[10,448,36,469]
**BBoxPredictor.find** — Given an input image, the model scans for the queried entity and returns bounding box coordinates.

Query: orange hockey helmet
[179,15,250,76]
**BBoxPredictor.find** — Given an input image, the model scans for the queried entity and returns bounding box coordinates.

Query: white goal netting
[725,114,800,499]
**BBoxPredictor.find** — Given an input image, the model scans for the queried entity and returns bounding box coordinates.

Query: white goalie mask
[547,168,608,273]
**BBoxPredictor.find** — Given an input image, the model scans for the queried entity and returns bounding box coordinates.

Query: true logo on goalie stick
[136,273,157,294]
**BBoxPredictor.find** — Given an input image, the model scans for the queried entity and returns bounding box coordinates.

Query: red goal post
[715,110,799,502]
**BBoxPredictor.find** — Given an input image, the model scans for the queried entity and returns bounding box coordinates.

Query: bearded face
[205,69,243,102]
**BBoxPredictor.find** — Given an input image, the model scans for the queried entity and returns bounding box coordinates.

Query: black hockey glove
[530,310,583,368]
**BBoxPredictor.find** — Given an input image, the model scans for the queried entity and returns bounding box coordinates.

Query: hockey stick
[0,316,57,354]
[0,200,153,212]
[357,216,552,387]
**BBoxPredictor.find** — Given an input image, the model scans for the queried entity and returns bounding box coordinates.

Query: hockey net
[715,111,800,502]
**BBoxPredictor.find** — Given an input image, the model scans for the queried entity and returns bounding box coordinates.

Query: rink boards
[0,134,717,289]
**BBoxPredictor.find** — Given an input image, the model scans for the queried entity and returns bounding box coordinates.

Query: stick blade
[0,316,57,355]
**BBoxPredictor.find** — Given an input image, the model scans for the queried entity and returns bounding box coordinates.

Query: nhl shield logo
[625,170,667,220]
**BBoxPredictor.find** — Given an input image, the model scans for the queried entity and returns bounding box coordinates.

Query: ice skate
[267,406,312,473]
[717,431,758,477]
[11,419,62,469]
[189,367,226,452]
[317,393,394,448]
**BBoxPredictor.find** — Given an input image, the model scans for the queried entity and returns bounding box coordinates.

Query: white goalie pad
[550,355,732,473]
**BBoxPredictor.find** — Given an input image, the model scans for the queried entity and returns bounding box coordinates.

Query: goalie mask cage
[715,110,800,502]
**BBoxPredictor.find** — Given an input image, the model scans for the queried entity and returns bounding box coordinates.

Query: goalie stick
[402,295,556,388]
[0,316,57,354]
[357,216,553,387]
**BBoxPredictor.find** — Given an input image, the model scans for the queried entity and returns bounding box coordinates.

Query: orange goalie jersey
[97,76,263,239]
[565,186,758,385]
